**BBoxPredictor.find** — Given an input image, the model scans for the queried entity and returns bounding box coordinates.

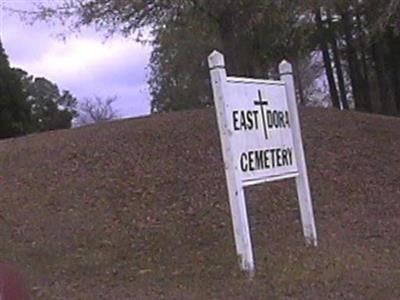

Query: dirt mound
[1,107,400,299]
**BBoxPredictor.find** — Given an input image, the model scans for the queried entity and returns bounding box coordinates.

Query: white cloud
[1,1,152,118]
[26,37,150,82]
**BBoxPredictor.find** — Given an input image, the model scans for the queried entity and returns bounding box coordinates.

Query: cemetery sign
[208,50,317,276]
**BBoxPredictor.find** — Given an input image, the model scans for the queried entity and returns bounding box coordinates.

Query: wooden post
[208,50,255,276]
[279,60,318,246]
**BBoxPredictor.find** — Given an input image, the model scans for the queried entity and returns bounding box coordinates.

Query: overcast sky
[0,0,152,118]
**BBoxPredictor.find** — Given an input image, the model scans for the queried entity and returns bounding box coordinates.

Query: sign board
[224,77,298,186]
[208,50,317,277]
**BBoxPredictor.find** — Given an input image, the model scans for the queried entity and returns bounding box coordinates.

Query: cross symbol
[253,89,269,140]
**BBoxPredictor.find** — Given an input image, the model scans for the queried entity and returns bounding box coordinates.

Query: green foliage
[149,0,316,112]
[149,12,221,112]
[0,40,31,139]
[14,68,78,132]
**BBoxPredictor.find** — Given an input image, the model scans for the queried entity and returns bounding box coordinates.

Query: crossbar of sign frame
[208,50,318,277]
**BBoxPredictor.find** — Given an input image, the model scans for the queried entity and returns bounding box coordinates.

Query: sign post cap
[208,50,225,69]
[279,60,293,75]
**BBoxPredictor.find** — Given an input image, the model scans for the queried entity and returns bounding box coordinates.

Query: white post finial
[279,60,293,75]
[208,50,225,69]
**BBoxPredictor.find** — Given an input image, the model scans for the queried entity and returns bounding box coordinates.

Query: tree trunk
[385,28,400,113]
[315,8,340,109]
[355,10,373,112]
[326,10,349,109]
[293,56,306,105]
[371,41,397,115]
[341,10,368,112]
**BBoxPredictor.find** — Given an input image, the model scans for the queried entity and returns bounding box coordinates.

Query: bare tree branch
[76,95,119,126]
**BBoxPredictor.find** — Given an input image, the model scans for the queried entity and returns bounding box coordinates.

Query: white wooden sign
[208,50,317,277]
[224,77,298,185]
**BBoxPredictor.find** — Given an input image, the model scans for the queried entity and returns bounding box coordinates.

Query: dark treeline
[8,0,400,117]
[315,1,400,115]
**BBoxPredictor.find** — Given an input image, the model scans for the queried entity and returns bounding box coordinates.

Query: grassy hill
[1,107,400,299]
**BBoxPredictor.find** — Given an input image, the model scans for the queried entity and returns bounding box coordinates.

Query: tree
[76,96,119,126]
[309,0,400,115]
[16,0,400,116]
[0,39,31,139]
[314,7,340,109]
[13,68,78,132]
[20,1,317,111]
[150,0,317,111]
[149,9,220,112]
[326,9,349,109]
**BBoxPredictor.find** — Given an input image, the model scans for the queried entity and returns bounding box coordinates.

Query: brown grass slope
[1,107,400,299]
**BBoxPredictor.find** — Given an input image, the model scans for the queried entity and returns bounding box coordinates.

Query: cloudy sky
[0,0,152,118]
